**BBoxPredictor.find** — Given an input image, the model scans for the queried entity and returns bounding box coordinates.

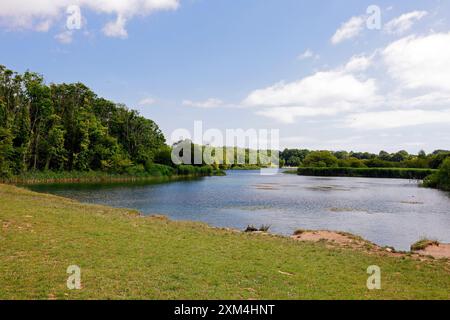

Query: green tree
[303,151,338,168]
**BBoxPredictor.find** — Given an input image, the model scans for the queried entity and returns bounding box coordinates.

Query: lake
[27,170,450,251]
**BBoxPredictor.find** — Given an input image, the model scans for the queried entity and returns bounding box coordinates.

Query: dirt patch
[292,230,450,261]
[415,244,450,259]
[292,230,359,246]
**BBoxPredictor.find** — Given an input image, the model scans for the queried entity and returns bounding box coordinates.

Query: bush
[153,146,173,166]
[338,157,366,168]
[303,151,338,168]
[125,164,146,176]
[423,157,450,191]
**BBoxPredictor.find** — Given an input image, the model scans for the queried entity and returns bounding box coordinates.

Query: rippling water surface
[27,170,450,251]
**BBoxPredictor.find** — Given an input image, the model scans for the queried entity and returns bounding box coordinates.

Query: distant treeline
[297,167,436,180]
[280,149,450,169]
[282,149,450,189]
[0,65,220,180]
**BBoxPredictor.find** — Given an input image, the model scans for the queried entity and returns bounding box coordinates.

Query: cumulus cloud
[345,109,450,129]
[382,32,450,91]
[340,31,450,130]
[0,0,180,37]
[246,30,450,129]
[244,71,377,108]
[297,49,318,61]
[182,98,224,109]
[331,16,365,45]
[243,69,378,123]
[103,15,128,38]
[55,30,74,44]
[256,107,339,124]
[138,97,156,106]
[344,54,372,72]
[384,11,428,35]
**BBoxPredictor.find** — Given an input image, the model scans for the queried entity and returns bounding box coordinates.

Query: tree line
[280,148,450,170]
[0,65,169,178]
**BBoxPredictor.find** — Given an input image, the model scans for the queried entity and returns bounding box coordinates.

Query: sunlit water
[27,170,450,251]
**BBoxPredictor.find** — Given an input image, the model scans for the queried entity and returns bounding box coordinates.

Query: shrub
[125,164,146,176]
[303,151,338,168]
[423,157,450,191]
[153,146,173,166]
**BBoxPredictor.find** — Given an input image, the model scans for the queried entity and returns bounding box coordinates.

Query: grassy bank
[0,165,225,185]
[1,184,449,299]
[297,167,437,180]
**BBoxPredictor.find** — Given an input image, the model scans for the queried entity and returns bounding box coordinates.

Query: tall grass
[297,167,437,180]
[1,164,225,184]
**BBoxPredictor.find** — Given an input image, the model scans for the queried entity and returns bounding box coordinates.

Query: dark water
[27,170,450,251]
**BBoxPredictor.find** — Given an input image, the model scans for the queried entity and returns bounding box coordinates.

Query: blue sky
[1,0,450,153]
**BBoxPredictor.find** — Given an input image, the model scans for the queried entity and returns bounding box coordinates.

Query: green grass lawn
[1,184,449,300]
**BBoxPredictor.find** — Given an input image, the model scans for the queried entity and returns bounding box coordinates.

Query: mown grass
[297,167,437,180]
[1,184,449,300]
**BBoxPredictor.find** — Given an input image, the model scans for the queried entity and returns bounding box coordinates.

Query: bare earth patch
[292,230,450,261]
[416,244,450,259]
[292,230,358,245]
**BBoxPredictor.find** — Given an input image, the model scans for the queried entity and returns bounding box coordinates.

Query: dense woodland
[0,65,172,178]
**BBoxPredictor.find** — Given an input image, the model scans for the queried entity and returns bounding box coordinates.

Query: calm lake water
[27,170,450,251]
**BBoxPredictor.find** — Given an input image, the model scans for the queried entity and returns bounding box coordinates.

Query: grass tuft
[411,239,440,251]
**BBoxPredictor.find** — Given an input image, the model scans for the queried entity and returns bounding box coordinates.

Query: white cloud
[382,32,450,91]
[55,30,73,44]
[138,97,156,106]
[344,54,372,72]
[243,70,378,123]
[331,16,365,45]
[35,19,52,32]
[256,107,339,124]
[182,98,224,109]
[384,11,428,35]
[345,109,450,129]
[244,71,377,108]
[246,31,450,128]
[297,49,318,61]
[103,15,128,38]
[0,0,180,37]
